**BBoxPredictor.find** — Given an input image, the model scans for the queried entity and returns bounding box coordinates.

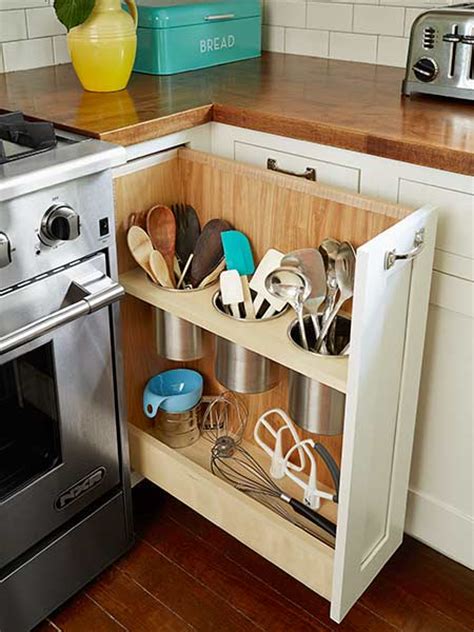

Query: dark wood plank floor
[36,481,474,632]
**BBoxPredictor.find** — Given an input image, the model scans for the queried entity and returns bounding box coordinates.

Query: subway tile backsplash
[0,0,70,72]
[0,0,450,74]
[265,0,450,67]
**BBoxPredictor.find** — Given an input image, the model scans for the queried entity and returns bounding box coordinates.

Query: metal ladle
[316,241,356,352]
[265,266,311,350]
[319,238,341,353]
[281,248,327,341]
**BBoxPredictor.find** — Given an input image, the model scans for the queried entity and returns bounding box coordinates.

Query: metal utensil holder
[287,314,350,434]
[212,290,284,393]
[153,403,201,448]
[214,336,280,394]
[156,309,203,361]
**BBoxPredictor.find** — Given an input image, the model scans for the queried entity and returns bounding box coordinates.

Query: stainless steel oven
[0,254,124,568]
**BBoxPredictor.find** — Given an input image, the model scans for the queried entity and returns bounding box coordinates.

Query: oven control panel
[0,170,115,292]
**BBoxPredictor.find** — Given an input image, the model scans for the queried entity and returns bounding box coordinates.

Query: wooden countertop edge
[93,104,214,145]
[90,102,473,176]
[212,104,474,176]
[13,100,472,176]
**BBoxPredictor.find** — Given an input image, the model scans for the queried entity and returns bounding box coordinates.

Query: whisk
[210,437,337,538]
[201,391,248,446]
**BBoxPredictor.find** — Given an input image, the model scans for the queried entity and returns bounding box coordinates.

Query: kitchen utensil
[319,238,341,354]
[198,258,226,289]
[220,269,244,318]
[241,276,256,319]
[221,230,255,276]
[214,336,279,394]
[171,203,201,269]
[190,219,232,287]
[210,437,337,538]
[156,309,203,361]
[149,249,174,288]
[288,368,346,435]
[143,369,203,418]
[177,253,193,289]
[265,266,311,350]
[254,408,305,479]
[146,205,176,281]
[282,248,326,341]
[249,248,284,318]
[283,440,340,510]
[154,403,201,448]
[316,241,356,352]
[201,391,248,447]
[212,290,287,322]
[127,225,158,283]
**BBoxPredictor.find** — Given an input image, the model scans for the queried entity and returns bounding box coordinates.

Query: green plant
[54,0,96,31]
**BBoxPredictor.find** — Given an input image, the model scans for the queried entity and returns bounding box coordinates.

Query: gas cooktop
[0,111,126,203]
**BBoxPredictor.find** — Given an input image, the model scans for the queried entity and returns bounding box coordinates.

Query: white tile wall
[0,0,453,74]
[0,0,69,73]
[265,0,451,67]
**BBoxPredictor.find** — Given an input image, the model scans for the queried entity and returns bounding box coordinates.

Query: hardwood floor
[36,481,473,632]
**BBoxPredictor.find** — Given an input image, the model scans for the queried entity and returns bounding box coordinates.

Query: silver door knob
[0,232,12,268]
[40,204,81,244]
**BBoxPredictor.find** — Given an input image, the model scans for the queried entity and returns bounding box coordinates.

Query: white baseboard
[405,488,473,570]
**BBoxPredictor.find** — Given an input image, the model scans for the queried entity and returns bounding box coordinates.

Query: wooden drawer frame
[115,148,437,622]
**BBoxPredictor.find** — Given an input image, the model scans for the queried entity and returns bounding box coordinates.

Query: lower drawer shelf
[128,420,337,601]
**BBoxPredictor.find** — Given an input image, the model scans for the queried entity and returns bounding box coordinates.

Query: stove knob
[41,205,80,243]
[0,232,12,268]
[412,57,439,82]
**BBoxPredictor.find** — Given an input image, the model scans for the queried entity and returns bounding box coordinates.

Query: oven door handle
[0,281,124,355]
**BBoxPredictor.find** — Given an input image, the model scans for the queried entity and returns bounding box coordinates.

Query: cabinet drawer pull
[204,13,235,20]
[384,229,425,270]
[267,158,317,182]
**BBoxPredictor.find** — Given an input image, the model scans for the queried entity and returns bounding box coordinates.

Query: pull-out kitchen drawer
[115,148,436,623]
[234,141,361,192]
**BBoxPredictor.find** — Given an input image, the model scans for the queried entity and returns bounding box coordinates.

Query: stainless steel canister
[288,370,345,435]
[155,308,203,361]
[214,336,280,394]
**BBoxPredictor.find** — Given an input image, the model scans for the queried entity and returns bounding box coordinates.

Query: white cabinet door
[331,205,437,622]
[234,141,361,191]
[398,179,474,280]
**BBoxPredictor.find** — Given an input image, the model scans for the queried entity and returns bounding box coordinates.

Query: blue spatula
[221,230,256,318]
[221,231,255,276]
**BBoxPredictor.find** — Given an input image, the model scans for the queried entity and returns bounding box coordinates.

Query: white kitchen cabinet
[211,122,474,569]
[116,147,437,622]
[233,141,361,191]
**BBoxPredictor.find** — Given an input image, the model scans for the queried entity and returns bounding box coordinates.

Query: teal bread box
[132,0,262,75]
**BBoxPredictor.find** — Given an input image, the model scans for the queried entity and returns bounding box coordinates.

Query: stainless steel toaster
[402,3,474,101]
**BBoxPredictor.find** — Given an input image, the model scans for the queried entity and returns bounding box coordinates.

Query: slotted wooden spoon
[146,205,176,282]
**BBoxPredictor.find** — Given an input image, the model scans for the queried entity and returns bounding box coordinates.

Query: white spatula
[220,269,244,318]
[249,248,284,318]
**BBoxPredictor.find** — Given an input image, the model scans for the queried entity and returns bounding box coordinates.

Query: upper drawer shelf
[120,269,349,393]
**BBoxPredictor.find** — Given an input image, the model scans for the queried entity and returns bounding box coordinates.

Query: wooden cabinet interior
[115,147,411,486]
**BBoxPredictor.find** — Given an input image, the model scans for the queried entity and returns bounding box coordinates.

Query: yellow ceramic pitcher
[68,0,137,93]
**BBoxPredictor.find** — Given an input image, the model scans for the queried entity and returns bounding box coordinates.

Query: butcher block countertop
[1,52,473,175]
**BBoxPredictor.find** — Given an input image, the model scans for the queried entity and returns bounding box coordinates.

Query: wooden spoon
[127,226,158,283]
[198,259,226,289]
[149,250,174,288]
[190,219,232,287]
[146,205,176,281]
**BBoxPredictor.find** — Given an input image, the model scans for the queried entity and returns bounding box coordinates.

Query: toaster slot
[443,25,461,77]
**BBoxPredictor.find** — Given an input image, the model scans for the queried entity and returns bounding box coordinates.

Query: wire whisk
[210,437,336,538]
[201,391,248,447]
